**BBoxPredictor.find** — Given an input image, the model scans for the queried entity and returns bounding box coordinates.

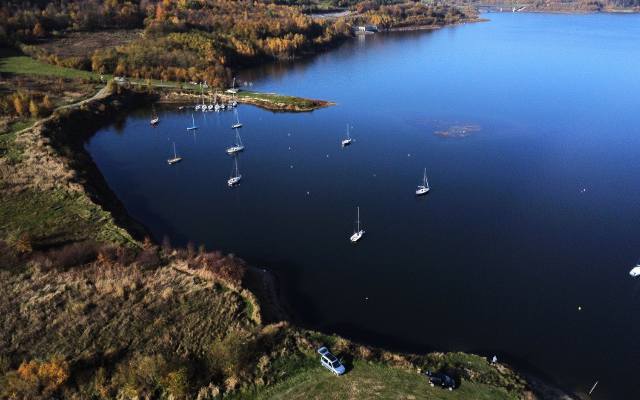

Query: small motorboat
[630,265,640,277]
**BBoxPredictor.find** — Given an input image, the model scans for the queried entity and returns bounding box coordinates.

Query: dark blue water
[87,13,640,399]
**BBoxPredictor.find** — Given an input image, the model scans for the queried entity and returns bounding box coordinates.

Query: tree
[42,95,53,111]
[32,22,46,37]
[29,99,40,118]
[13,96,25,116]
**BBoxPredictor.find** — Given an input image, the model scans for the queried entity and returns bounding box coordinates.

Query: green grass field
[0,188,134,248]
[237,361,518,400]
[0,54,99,79]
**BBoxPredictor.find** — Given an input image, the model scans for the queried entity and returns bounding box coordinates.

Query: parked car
[317,347,346,376]
[424,370,455,390]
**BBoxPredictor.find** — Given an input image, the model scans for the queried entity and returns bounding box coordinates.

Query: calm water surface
[87,13,640,399]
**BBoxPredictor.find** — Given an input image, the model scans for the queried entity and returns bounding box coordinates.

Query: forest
[0,0,472,87]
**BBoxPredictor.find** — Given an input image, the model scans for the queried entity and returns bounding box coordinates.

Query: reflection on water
[88,13,640,399]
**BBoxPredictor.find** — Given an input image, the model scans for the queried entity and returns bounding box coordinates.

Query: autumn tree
[13,96,25,116]
[29,99,40,118]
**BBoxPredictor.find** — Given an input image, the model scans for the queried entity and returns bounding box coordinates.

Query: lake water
[87,13,640,399]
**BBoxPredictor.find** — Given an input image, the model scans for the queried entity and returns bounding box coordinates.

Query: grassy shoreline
[0,35,574,400]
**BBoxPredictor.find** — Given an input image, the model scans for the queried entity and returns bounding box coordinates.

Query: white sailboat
[167,142,182,165]
[186,113,198,131]
[150,107,159,125]
[341,124,352,147]
[226,77,239,94]
[227,156,242,187]
[416,168,430,195]
[350,206,365,243]
[231,108,243,129]
[226,128,245,154]
[630,263,640,277]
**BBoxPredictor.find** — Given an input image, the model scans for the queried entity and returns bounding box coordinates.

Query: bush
[1,356,70,399]
[39,241,99,269]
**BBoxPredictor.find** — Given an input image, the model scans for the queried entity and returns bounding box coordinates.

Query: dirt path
[13,84,112,137]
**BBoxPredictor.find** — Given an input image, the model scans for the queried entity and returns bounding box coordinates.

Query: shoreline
[18,82,579,399]
[156,90,334,113]
[1,16,586,398]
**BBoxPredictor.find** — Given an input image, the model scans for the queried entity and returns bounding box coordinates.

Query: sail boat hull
[416,186,430,195]
[227,176,242,186]
[167,157,182,165]
[630,266,640,277]
[231,123,243,129]
[226,146,245,155]
[350,230,364,242]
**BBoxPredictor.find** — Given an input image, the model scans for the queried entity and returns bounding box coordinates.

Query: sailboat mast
[356,206,360,232]
[173,142,177,158]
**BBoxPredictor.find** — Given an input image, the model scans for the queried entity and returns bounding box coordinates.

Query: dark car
[424,370,456,390]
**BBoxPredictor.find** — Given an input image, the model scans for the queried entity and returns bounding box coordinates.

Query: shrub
[42,241,99,269]
[1,356,70,399]
[135,247,161,269]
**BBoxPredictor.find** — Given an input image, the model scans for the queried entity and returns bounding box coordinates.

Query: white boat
[207,104,214,111]
[226,128,245,154]
[186,113,198,131]
[416,168,430,195]
[167,142,182,165]
[349,206,365,243]
[231,108,243,129]
[195,104,201,110]
[341,124,352,146]
[228,156,242,187]
[630,265,640,277]
[226,77,239,94]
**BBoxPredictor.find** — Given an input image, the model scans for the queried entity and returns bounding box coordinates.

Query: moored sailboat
[350,206,365,243]
[226,128,245,155]
[231,108,243,129]
[228,156,242,187]
[186,113,198,131]
[341,124,352,147]
[416,168,430,196]
[150,107,159,125]
[167,142,182,165]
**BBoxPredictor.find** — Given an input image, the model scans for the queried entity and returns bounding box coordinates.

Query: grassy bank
[237,361,518,400]
[0,53,99,80]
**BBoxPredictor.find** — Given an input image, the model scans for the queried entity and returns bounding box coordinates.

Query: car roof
[324,353,338,362]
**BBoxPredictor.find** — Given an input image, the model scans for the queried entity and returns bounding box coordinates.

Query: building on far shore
[354,25,378,34]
